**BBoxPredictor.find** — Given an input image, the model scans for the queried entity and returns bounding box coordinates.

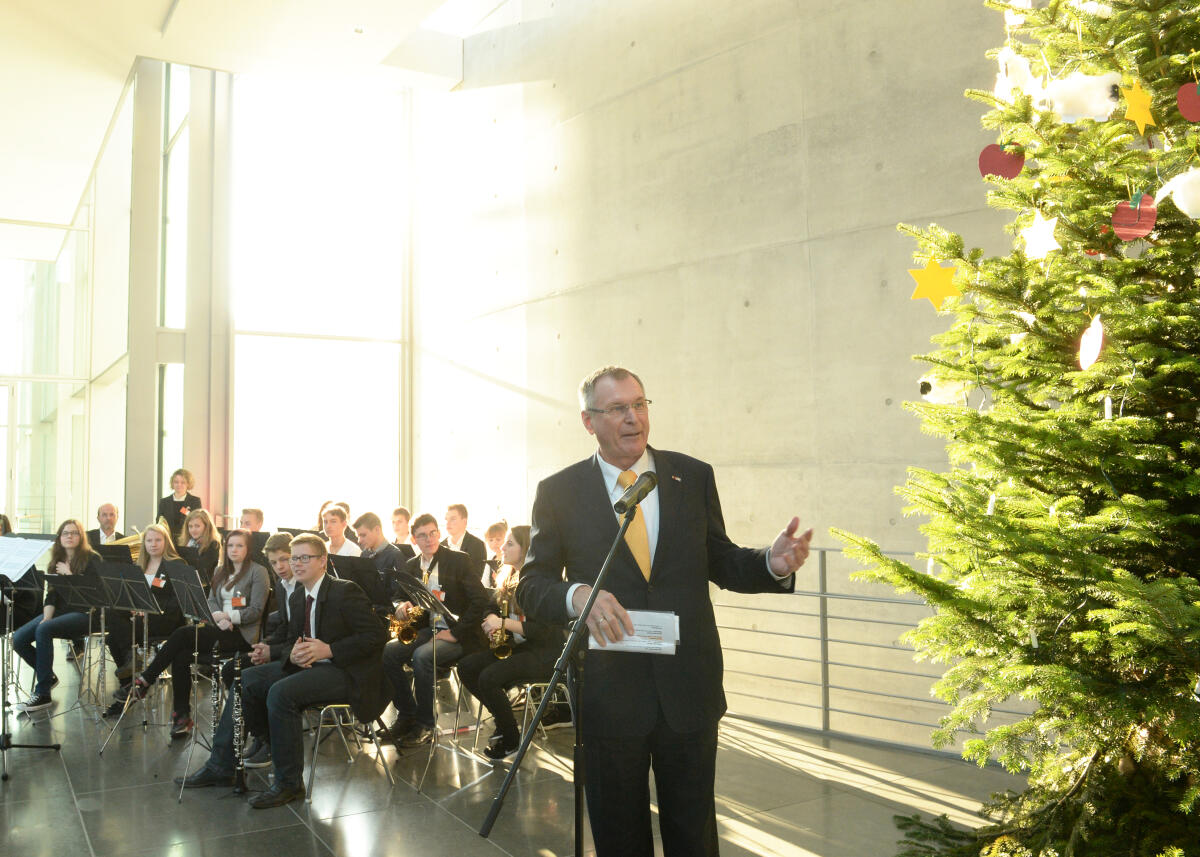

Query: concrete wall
[411,0,1014,747]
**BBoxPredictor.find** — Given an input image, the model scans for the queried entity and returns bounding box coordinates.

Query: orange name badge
[232,595,247,608]
[431,587,445,602]
[151,576,165,589]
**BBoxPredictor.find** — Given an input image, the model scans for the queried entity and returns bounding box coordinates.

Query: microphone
[614,472,658,515]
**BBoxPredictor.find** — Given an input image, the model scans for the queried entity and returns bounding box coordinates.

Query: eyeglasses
[413,531,439,541]
[290,554,321,564]
[60,530,81,538]
[586,399,652,419]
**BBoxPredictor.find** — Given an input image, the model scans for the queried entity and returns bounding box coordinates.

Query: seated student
[321,504,361,557]
[442,503,487,576]
[457,526,571,759]
[177,533,389,808]
[105,523,186,687]
[129,529,269,738]
[391,507,416,560]
[179,509,220,585]
[235,531,299,769]
[316,500,359,544]
[482,520,508,588]
[380,513,489,747]
[12,519,101,711]
[158,468,202,541]
[239,508,265,533]
[86,503,123,548]
[354,512,401,613]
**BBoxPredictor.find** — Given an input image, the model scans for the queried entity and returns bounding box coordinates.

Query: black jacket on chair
[279,575,390,722]
[516,447,794,739]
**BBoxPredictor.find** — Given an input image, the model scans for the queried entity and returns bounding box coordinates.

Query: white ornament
[1068,0,1113,17]
[918,375,969,405]
[1156,167,1200,219]
[1079,315,1104,370]
[1021,211,1060,260]
[994,46,1044,104]
[1044,71,1120,122]
[1005,0,1033,27]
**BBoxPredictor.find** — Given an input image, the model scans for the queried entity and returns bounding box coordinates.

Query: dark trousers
[381,629,465,728]
[142,624,249,716]
[105,612,183,665]
[455,646,554,742]
[583,708,720,857]
[206,659,351,790]
[12,611,91,695]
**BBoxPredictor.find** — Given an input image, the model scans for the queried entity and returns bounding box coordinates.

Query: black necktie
[303,594,314,638]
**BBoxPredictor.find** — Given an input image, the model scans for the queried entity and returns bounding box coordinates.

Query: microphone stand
[479,508,636,855]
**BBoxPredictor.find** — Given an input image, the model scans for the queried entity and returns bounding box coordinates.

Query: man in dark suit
[517,366,813,857]
[177,532,389,807]
[441,503,487,575]
[86,502,122,549]
[391,506,417,560]
[381,513,489,747]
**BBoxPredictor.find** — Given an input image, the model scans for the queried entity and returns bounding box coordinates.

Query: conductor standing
[517,366,813,857]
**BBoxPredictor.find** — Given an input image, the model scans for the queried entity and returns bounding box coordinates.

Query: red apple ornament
[1178,82,1200,122]
[1111,192,1157,241]
[978,143,1025,179]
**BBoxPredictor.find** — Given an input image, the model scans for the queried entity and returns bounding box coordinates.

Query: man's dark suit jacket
[86,529,124,549]
[392,542,416,561]
[517,448,794,739]
[279,574,390,722]
[402,548,489,651]
[441,531,487,576]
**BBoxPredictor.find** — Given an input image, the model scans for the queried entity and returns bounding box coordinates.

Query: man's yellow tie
[617,470,652,581]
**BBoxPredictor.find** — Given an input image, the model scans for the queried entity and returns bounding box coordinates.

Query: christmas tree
[835,2,1200,855]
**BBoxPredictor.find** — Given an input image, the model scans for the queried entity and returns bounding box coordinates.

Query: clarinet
[210,641,221,729]
[232,655,247,794]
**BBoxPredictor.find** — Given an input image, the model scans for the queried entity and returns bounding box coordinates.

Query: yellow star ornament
[908,261,960,310]
[1121,80,1155,135]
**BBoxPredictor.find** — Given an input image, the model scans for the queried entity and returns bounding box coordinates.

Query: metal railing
[714,546,1032,753]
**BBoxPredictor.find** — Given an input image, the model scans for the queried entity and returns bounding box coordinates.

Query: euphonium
[490,596,512,660]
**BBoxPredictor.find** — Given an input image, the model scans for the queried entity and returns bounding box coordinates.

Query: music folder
[96,543,135,564]
[163,560,214,625]
[96,562,162,614]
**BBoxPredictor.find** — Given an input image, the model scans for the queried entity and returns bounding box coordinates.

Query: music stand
[96,544,134,564]
[328,555,385,608]
[176,546,212,588]
[278,527,319,537]
[41,571,108,721]
[97,565,165,750]
[163,561,221,797]
[0,539,60,779]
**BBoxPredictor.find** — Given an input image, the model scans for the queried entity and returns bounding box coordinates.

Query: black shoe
[541,704,573,730]
[169,712,194,739]
[483,733,519,761]
[175,767,235,788]
[243,738,272,768]
[375,717,415,743]
[112,681,132,701]
[102,699,127,718]
[248,782,305,808]
[19,693,52,712]
[48,674,60,690]
[399,724,435,747]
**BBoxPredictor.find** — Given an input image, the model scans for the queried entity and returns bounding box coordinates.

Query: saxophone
[391,605,425,644]
[490,596,512,660]
[232,655,246,794]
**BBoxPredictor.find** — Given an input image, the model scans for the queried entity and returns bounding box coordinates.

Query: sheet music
[588,609,679,654]
[0,537,52,582]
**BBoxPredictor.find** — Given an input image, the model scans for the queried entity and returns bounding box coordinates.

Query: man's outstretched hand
[769,517,813,577]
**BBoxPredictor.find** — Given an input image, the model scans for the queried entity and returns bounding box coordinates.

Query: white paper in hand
[589,610,679,654]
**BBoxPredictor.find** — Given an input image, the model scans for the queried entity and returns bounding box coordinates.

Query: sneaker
[112,681,132,701]
[243,738,272,768]
[399,724,435,747]
[483,733,519,761]
[170,712,193,739]
[66,640,86,661]
[20,693,53,712]
[541,704,573,731]
[102,699,126,718]
[374,717,415,743]
[130,676,150,701]
[47,674,60,691]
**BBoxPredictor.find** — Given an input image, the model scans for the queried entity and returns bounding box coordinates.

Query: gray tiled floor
[1,646,1024,857]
